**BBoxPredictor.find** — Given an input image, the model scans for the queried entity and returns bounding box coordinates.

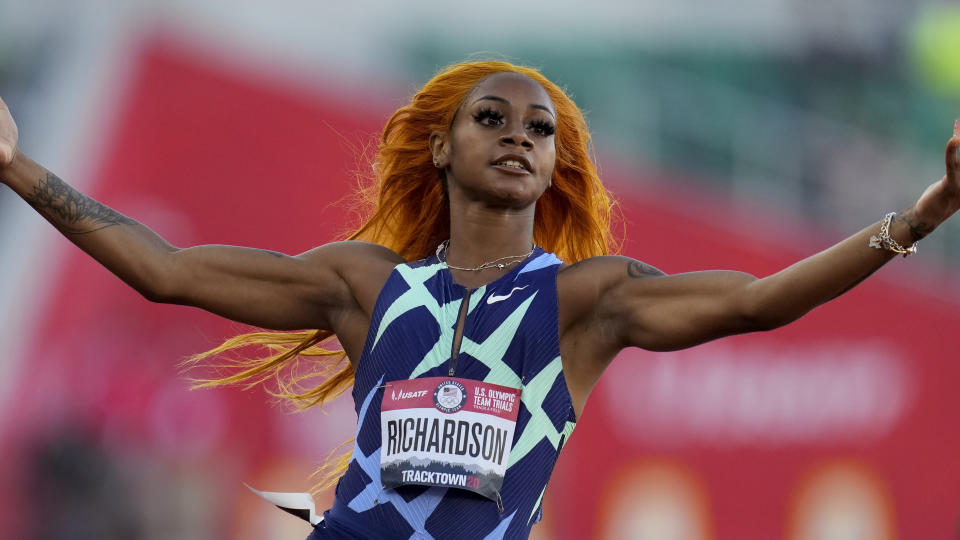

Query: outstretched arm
[565,127,960,356]
[0,97,397,332]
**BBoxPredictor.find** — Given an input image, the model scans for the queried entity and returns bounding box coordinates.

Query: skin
[1,76,959,420]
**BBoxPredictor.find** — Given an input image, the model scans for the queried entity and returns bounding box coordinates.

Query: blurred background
[1,0,959,538]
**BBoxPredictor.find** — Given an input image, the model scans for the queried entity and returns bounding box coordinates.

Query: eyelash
[472,107,556,137]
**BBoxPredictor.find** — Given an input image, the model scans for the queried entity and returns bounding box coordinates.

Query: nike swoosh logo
[486,285,529,305]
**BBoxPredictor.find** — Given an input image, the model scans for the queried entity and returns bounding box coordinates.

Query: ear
[429,130,449,168]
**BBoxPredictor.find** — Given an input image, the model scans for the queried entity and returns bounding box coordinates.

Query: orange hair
[184,60,616,487]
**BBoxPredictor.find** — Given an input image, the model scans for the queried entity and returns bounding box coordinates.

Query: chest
[356,259,561,391]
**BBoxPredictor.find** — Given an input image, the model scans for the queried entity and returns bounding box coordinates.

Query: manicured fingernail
[955,119,960,137]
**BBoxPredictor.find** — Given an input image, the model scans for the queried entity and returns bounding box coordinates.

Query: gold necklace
[436,240,535,272]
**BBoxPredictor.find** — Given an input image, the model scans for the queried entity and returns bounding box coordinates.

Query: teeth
[496,160,526,170]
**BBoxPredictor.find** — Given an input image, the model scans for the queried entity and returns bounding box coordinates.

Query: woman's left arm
[594,130,960,352]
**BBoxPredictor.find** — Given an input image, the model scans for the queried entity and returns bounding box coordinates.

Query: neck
[445,202,535,271]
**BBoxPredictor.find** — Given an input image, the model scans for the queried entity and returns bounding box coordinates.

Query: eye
[473,107,504,127]
[528,119,556,137]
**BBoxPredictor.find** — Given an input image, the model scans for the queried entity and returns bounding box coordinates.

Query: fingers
[0,97,17,169]
[948,121,960,175]
[948,138,959,176]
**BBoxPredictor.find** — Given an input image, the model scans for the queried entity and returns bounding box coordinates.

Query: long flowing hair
[184,60,616,487]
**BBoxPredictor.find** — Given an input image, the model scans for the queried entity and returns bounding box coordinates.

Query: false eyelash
[473,106,504,125]
[528,119,556,136]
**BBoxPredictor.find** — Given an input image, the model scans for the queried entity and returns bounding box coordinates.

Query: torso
[320,248,577,539]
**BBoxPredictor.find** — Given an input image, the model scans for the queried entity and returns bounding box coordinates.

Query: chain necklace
[436,240,535,272]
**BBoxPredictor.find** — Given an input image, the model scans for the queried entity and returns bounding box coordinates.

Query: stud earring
[433,157,441,168]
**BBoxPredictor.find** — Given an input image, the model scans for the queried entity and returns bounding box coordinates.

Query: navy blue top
[309,248,576,539]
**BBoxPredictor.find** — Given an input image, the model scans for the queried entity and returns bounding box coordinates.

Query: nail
[955,119,960,137]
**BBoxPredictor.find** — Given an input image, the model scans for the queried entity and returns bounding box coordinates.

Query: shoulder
[298,240,404,264]
[558,255,666,291]
[297,240,406,265]
[557,255,666,330]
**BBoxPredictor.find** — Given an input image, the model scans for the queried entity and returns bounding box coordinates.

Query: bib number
[380,377,521,501]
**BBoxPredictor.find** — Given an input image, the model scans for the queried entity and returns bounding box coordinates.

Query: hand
[0,96,19,172]
[911,121,960,231]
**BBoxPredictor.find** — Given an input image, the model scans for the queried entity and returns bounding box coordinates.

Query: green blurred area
[911,5,960,97]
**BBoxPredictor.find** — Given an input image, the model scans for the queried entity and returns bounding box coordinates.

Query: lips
[491,154,532,173]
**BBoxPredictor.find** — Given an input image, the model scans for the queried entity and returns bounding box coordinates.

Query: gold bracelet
[868,212,918,257]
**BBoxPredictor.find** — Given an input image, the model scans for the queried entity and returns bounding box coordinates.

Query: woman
[1,61,958,539]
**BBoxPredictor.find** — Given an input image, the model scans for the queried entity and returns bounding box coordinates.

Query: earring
[433,157,441,168]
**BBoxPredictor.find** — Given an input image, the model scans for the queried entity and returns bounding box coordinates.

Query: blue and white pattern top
[309,247,577,540]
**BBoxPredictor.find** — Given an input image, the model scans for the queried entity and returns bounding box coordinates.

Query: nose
[499,122,533,150]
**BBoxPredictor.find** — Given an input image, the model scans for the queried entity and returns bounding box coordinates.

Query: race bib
[380,377,521,501]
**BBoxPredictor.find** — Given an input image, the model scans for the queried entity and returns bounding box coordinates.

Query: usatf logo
[433,380,467,413]
[391,388,428,401]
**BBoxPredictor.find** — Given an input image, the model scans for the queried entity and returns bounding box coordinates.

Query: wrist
[0,147,25,186]
[0,147,15,181]
[894,206,935,243]
[0,149,41,193]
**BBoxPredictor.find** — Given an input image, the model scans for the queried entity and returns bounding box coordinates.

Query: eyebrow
[473,95,556,118]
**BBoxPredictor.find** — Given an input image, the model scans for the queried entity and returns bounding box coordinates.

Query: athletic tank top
[312,247,577,539]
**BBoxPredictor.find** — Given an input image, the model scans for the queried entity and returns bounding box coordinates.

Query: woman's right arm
[0,97,393,332]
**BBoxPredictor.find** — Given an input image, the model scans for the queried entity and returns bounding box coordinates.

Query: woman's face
[436,72,557,209]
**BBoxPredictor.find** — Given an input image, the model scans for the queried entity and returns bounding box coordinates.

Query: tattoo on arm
[895,212,934,242]
[25,171,136,234]
[627,260,666,279]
